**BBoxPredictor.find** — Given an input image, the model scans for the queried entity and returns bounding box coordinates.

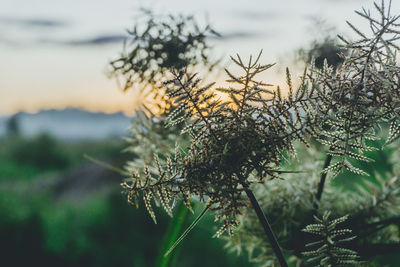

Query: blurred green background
[0,117,251,267]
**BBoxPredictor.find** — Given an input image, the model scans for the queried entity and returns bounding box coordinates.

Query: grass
[157,203,189,267]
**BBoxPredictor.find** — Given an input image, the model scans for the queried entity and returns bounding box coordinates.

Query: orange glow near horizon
[0,77,140,116]
[0,89,139,116]
[0,64,303,117]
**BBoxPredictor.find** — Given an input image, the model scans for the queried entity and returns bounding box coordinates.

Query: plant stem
[314,154,332,210]
[164,205,210,257]
[244,186,288,267]
[158,203,189,267]
[83,154,127,175]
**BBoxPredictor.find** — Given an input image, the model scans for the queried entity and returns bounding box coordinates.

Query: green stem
[158,203,189,267]
[244,186,288,267]
[314,154,332,210]
[164,205,210,257]
[83,154,127,175]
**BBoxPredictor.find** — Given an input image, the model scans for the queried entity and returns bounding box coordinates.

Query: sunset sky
[1,0,397,115]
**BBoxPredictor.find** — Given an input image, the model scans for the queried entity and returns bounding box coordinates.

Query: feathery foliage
[225,140,400,266]
[302,212,359,266]
[123,110,188,172]
[109,10,219,114]
[122,51,314,238]
[307,0,400,177]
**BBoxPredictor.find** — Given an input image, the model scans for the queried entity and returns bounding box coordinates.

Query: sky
[1,0,398,115]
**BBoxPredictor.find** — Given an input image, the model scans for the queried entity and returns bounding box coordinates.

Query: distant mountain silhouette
[0,108,133,140]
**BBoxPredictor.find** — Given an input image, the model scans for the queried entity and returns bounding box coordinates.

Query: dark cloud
[36,35,127,47]
[61,32,255,46]
[212,31,261,41]
[0,17,67,28]
[0,33,127,47]
[64,35,127,46]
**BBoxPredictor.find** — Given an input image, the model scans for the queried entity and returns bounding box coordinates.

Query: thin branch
[243,184,288,267]
[84,154,127,175]
[164,204,210,257]
[314,154,333,210]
